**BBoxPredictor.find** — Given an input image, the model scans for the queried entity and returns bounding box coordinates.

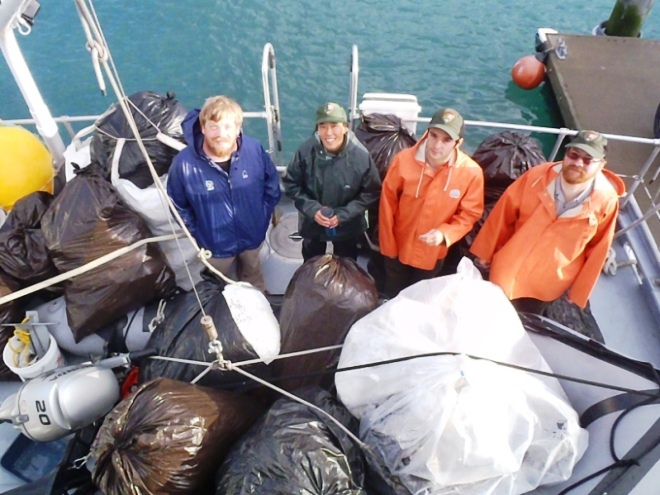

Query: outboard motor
[0,350,153,442]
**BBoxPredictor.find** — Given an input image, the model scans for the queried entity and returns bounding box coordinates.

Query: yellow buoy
[0,126,54,211]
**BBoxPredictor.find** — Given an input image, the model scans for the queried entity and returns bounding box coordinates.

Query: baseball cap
[428,108,464,140]
[316,102,347,125]
[565,130,607,159]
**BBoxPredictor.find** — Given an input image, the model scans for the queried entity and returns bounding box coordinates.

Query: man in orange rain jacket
[379,108,485,298]
[470,130,626,313]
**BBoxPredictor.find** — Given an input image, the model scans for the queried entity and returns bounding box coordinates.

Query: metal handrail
[260,42,283,166]
[348,44,359,129]
[347,44,660,248]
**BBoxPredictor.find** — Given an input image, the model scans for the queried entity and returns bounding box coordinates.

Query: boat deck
[544,33,660,242]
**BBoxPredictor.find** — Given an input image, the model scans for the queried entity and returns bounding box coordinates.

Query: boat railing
[348,44,660,320]
[259,43,284,167]
[0,39,284,166]
[347,44,660,241]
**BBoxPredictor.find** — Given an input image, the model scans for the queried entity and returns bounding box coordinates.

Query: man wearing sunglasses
[470,130,625,313]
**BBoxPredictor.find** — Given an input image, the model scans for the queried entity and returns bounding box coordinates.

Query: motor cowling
[0,364,120,442]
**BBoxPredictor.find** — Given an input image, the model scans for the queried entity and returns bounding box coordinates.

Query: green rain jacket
[283,131,381,242]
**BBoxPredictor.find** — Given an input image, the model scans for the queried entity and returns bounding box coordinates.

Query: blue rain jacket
[167,109,281,258]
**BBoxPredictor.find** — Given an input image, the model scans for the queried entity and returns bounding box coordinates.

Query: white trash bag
[336,258,588,495]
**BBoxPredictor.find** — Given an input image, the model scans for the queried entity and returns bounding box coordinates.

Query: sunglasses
[565,149,600,166]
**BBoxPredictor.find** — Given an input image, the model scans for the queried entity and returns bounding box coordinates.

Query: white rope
[70,4,282,387]
[230,365,368,449]
[72,0,242,324]
[147,299,167,333]
[93,97,176,143]
[603,247,618,276]
[0,234,179,306]
[146,352,367,449]
[146,344,344,369]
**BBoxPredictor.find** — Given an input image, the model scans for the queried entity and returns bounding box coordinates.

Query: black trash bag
[274,255,378,392]
[471,131,546,198]
[90,90,187,188]
[655,100,660,139]
[459,132,546,256]
[542,295,604,343]
[0,271,22,381]
[355,113,417,250]
[0,191,58,283]
[215,386,367,495]
[138,275,270,389]
[90,377,263,495]
[354,113,417,181]
[41,163,175,341]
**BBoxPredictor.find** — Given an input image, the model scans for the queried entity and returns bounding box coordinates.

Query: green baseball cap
[565,130,608,159]
[428,108,464,140]
[316,102,347,125]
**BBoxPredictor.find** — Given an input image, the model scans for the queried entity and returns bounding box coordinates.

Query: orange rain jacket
[470,162,625,308]
[379,134,484,270]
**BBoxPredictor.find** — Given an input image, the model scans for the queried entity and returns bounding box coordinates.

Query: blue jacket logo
[205,180,215,191]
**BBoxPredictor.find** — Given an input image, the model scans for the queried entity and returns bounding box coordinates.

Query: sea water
[1,0,658,161]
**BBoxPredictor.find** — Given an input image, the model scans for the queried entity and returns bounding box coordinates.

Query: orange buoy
[511,55,546,90]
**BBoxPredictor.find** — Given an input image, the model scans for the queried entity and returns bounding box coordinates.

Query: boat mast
[0,0,66,170]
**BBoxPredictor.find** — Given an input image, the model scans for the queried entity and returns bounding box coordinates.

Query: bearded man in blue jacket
[167,95,281,291]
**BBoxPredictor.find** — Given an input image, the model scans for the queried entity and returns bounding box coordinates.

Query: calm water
[2,0,659,161]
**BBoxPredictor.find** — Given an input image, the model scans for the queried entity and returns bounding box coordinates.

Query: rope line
[146,347,660,400]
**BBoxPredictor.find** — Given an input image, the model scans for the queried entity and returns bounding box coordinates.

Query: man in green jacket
[283,102,381,261]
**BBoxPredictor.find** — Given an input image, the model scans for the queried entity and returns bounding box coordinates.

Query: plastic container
[3,334,66,381]
[359,93,422,135]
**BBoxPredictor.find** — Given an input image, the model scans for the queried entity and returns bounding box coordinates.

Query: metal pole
[605,0,654,37]
[0,7,66,169]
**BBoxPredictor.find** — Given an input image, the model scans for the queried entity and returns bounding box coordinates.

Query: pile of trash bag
[31,296,156,358]
[459,131,546,257]
[90,90,187,188]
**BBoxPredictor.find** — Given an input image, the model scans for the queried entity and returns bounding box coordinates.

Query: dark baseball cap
[565,130,607,159]
[316,102,347,125]
[428,108,464,140]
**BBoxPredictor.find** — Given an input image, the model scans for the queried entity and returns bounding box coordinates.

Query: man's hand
[419,229,445,246]
[314,208,338,228]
